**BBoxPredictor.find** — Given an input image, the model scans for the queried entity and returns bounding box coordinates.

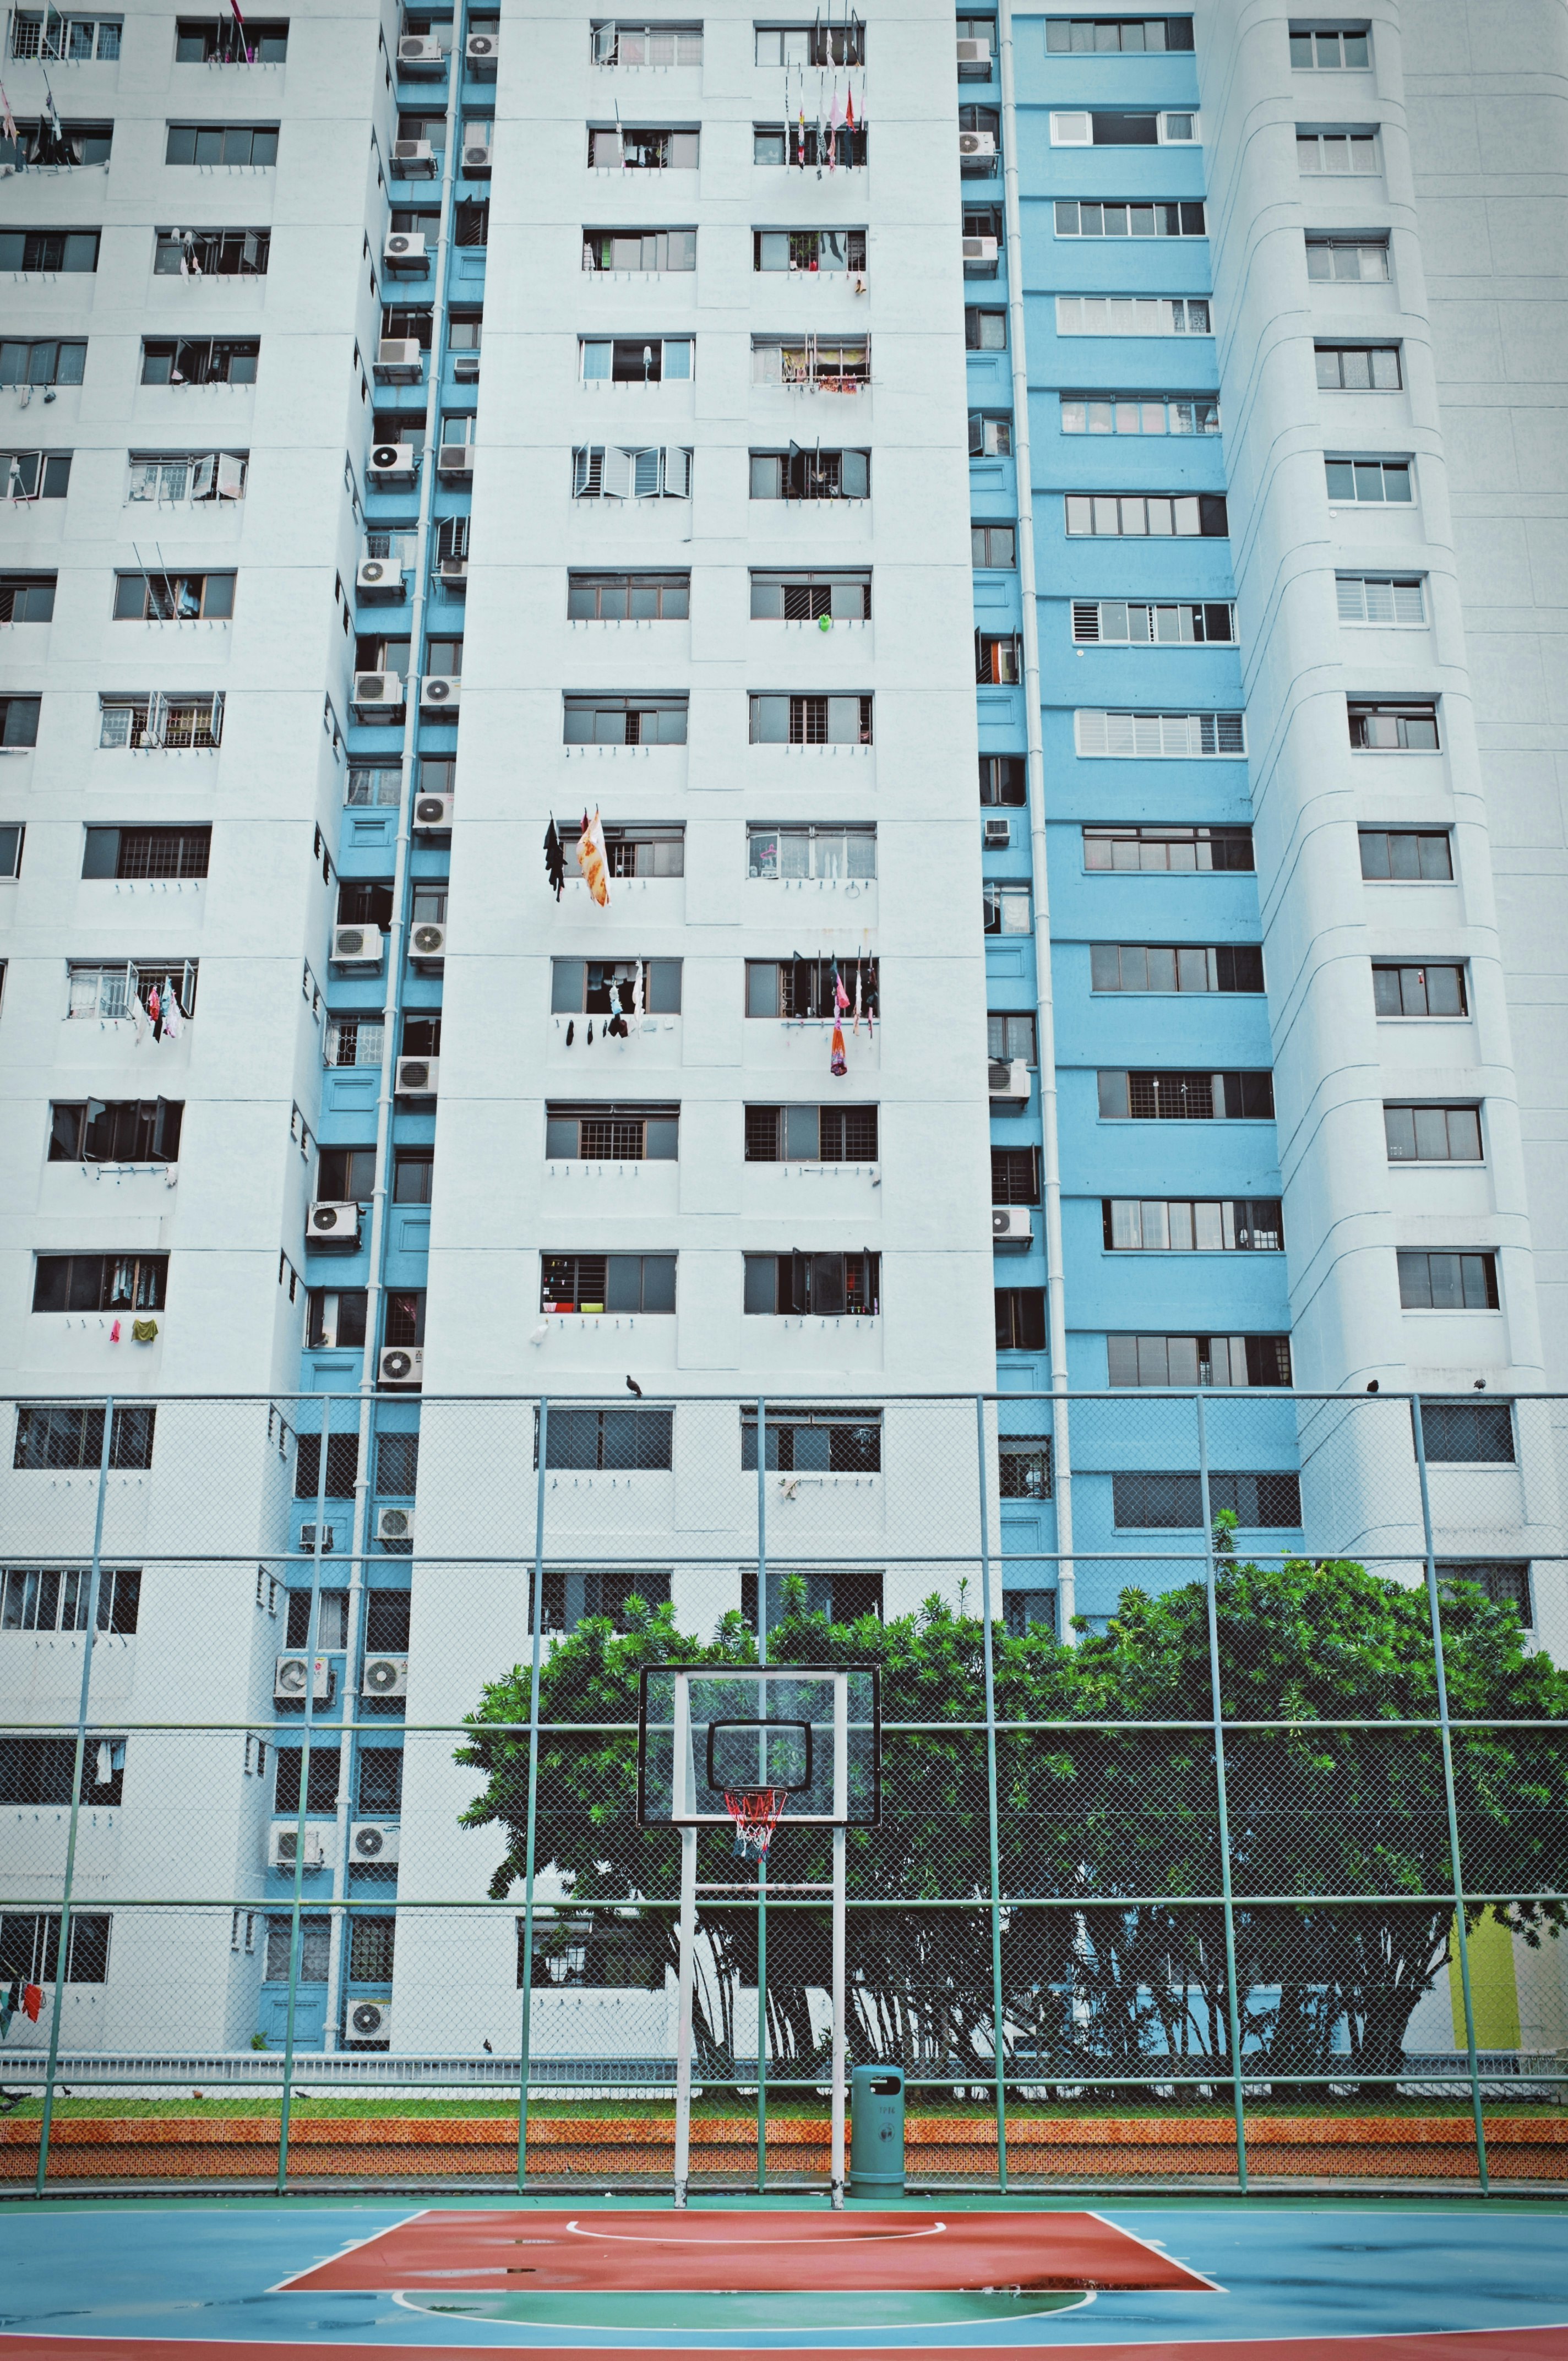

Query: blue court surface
[0,2194,1565,2361]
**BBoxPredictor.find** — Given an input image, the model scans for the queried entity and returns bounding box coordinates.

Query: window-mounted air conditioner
[409,920,447,964]
[357,553,405,595]
[956,35,993,65]
[462,130,493,172]
[993,1205,1033,1243]
[373,338,423,382]
[377,1505,414,1545]
[308,1199,361,1244]
[421,673,460,710]
[383,230,428,268]
[299,1524,335,1553]
[348,1997,392,2039]
[962,235,999,265]
[436,442,475,476]
[332,922,385,966]
[435,550,467,582]
[352,669,406,713]
[391,137,435,171]
[350,1821,400,1865]
[413,792,454,832]
[379,1345,423,1388]
[396,33,444,67]
[465,29,498,68]
[274,1653,333,1705]
[959,129,997,163]
[269,1822,328,1869]
[452,350,480,382]
[988,1057,1030,1103]
[983,815,1011,847]
[363,1651,410,1697]
[368,443,416,482]
[395,1055,439,1097]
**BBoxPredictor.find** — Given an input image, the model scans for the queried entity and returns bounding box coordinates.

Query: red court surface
[279,2205,1215,2294]
[3,2335,1568,2361]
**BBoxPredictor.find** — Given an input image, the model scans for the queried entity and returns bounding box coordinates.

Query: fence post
[755,1396,767,2195]
[974,1397,1008,2191]
[1410,1392,1489,2194]
[277,1392,334,2191]
[34,1395,115,2195]
[516,1397,549,2190]
[1195,1394,1248,2193]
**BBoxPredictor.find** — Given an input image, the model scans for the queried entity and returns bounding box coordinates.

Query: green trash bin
[848,2063,905,2197]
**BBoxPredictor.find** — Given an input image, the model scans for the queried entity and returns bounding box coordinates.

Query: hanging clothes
[543,815,567,899]
[146,982,162,1042]
[162,985,184,1041]
[607,981,627,1038]
[577,807,610,906]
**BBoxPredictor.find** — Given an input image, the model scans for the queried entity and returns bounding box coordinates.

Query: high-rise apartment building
[0,0,1562,2057]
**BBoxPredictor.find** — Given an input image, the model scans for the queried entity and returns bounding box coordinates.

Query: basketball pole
[674,1821,697,2208]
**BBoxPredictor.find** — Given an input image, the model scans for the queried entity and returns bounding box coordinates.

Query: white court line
[1088,2207,1227,2295]
[267,2203,431,2294]
[563,2217,949,2246]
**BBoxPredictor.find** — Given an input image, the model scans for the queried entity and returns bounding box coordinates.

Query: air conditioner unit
[962,235,999,264]
[348,1997,392,2041]
[379,1345,424,1388]
[383,230,427,268]
[373,337,423,383]
[308,1199,361,1244]
[466,29,498,68]
[363,1651,410,1697]
[395,1055,439,1097]
[352,669,406,712]
[959,129,998,162]
[988,1057,1030,1103]
[452,350,480,382]
[390,137,435,171]
[377,1505,415,1544]
[421,673,460,710]
[956,35,993,64]
[983,815,1011,847]
[332,922,385,966]
[396,33,444,66]
[437,442,475,476]
[368,443,416,482]
[274,1653,333,1705]
[409,920,447,964]
[269,1822,327,1870]
[299,1524,335,1553]
[462,130,493,172]
[357,553,405,595]
[350,1821,401,1865]
[435,551,467,582]
[413,792,454,832]
[993,1205,1033,1243]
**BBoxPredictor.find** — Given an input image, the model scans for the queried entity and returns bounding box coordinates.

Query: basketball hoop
[724,1785,788,1860]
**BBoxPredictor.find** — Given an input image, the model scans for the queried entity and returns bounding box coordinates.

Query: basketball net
[724,1786,788,1861]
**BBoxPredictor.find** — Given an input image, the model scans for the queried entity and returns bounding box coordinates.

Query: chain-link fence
[0,1387,1564,2194]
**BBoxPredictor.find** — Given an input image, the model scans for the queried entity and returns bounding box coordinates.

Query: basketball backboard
[637,1664,881,1827]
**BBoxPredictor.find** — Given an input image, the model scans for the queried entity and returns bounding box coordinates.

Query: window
[99,694,224,750]
[338,880,393,929]
[741,1566,883,1626]
[563,694,687,745]
[12,12,122,58]
[1437,1562,1531,1623]
[49,1100,183,1164]
[1098,1069,1276,1119]
[989,1011,1036,1063]
[1059,292,1213,335]
[750,447,868,499]
[540,1254,676,1314]
[0,574,55,624]
[741,1405,881,1470]
[393,1149,434,1203]
[0,230,99,272]
[995,1288,1046,1352]
[324,1017,385,1069]
[547,1568,672,1639]
[539,1405,674,1468]
[1297,128,1379,172]
[977,633,1021,683]
[749,694,872,745]
[1349,700,1438,751]
[744,1253,880,1315]
[746,957,878,1020]
[384,1291,424,1350]
[349,1916,396,1983]
[753,229,865,274]
[1317,342,1401,390]
[583,227,696,273]
[346,763,400,809]
[571,444,693,499]
[1326,457,1411,504]
[316,1145,375,1201]
[1074,600,1235,643]
[965,307,1006,350]
[1104,1198,1284,1249]
[1091,943,1265,992]
[551,956,682,1014]
[595,20,704,64]
[1060,391,1220,433]
[113,570,237,625]
[1047,18,1195,51]
[154,227,270,276]
[1108,1334,1294,1386]
[263,1916,329,1983]
[993,1146,1040,1205]
[971,524,1015,568]
[1085,826,1254,872]
[1398,1250,1499,1312]
[140,337,259,385]
[1306,234,1388,280]
[275,1747,340,1815]
[1,450,72,500]
[0,823,21,878]
[304,1288,368,1350]
[1359,828,1451,881]
[980,755,1026,807]
[293,1434,360,1501]
[999,1435,1053,1498]
[1338,575,1424,627]
[963,205,1001,265]
[164,123,279,167]
[1112,1470,1302,1525]
[1291,24,1369,67]
[1077,710,1246,757]
[398,111,447,153]
[1004,1589,1057,1636]
[0,1736,127,1806]
[603,823,685,875]
[0,1913,111,1984]
[0,339,85,388]
[448,312,483,355]
[747,824,875,878]
[984,881,1031,934]
[13,1404,154,1471]
[1422,1400,1514,1464]
[969,411,1011,454]
[754,21,863,63]
[1054,198,1206,237]
[752,336,868,390]
[580,335,693,383]
[746,1105,879,1162]
[68,960,199,1022]
[1050,109,1198,143]
[753,120,866,166]
[589,124,699,168]
[366,1585,412,1647]
[357,1751,402,1816]
[128,450,247,504]
[1,1566,139,1632]
[1385,1104,1481,1163]
[1065,492,1228,536]
[34,1253,167,1315]
[750,570,871,620]
[3,118,113,165]
[176,15,288,59]
[546,1103,679,1160]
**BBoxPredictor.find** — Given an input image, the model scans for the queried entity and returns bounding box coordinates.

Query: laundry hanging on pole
[543,814,567,899]
[576,806,609,906]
